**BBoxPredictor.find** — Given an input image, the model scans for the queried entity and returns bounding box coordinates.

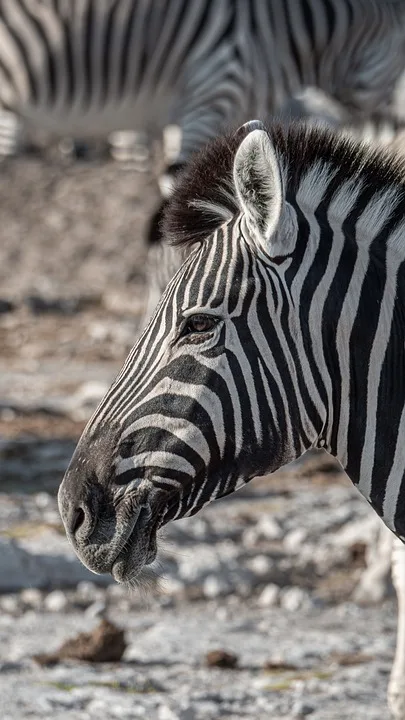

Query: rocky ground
[0,146,398,719]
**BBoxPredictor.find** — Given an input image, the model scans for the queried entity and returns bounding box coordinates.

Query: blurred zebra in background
[141,0,405,313]
[1,0,405,248]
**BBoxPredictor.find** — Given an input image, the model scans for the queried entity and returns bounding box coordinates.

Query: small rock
[229,567,254,597]
[76,580,99,598]
[215,606,229,622]
[242,527,260,548]
[84,600,107,619]
[329,651,375,666]
[192,701,221,717]
[203,575,232,599]
[73,580,107,606]
[257,516,283,540]
[35,691,79,711]
[284,529,308,553]
[44,590,69,613]
[258,584,280,607]
[158,707,180,720]
[0,298,15,313]
[263,659,299,671]
[34,492,53,509]
[33,618,126,665]
[291,699,315,717]
[280,587,312,612]
[0,661,23,673]
[87,698,148,717]
[20,588,43,609]
[0,594,21,615]
[247,555,274,577]
[24,294,89,315]
[161,576,185,597]
[205,649,238,669]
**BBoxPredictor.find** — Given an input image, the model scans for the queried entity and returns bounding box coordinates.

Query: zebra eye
[183,314,218,335]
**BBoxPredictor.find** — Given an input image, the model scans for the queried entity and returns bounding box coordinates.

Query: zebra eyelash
[174,314,222,344]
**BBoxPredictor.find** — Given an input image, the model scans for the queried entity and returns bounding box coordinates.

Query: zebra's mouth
[111,506,160,583]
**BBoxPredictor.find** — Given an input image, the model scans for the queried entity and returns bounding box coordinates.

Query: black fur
[146,163,187,246]
[163,121,405,247]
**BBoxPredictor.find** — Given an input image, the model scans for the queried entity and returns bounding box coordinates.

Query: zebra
[277,86,405,155]
[142,89,405,324]
[2,1,405,244]
[58,119,405,718]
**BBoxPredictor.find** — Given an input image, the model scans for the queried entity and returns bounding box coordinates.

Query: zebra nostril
[71,507,86,535]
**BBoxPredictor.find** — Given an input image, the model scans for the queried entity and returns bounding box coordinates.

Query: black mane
[163,121,405,247]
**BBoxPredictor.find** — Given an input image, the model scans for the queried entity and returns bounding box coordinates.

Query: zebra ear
[233,126,284,254]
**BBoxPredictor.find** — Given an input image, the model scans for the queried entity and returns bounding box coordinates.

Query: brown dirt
[33,618,127,665]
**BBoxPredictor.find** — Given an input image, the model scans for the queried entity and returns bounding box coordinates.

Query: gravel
[0,150,397,719]
[0,468,396,719]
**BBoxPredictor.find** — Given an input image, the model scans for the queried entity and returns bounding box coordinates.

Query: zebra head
[58,119,405,583]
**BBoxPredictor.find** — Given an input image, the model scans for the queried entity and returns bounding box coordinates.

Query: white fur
[233,129,284,256]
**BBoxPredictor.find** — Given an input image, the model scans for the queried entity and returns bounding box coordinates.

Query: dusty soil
[0,151,398,720]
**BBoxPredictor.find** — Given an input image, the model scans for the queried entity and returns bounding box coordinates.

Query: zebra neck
[317,235,405,534]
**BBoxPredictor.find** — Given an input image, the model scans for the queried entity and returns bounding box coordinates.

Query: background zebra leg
[141,239,192,328]
[108,130,152,169]
[388,536,405,720]
[353,522,393,605]
[0,110,23,156]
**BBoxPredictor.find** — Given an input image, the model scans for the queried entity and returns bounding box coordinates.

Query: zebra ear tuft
[234,120,267,140]
[233,127,284,252]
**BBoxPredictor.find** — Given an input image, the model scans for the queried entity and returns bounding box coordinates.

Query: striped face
[57,124,323,583]
[58,223,312,584]
[58,120,405,582]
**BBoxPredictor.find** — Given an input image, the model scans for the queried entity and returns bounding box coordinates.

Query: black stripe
[345,203,389,485]
[101,0,120,105]
[25,8,56,104]
[372,252,405,518]
[284,1,305,84]
[301,0,315,47]
[60,13,74,104]
[83,0,94,108]
[322,0,336,45]
[3,4,39,103]
[118,0,137,96]
[322,222,357,456]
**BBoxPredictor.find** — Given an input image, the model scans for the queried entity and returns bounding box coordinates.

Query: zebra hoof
[59,138,94,161]
[388,677,405,720]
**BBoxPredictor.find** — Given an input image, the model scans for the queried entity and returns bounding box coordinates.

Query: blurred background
[0,2,403,719]
[0,129,395,720]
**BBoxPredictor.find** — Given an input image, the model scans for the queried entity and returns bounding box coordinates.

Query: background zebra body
[3,0,404,131]
[0,0,248,157]
[58,120,405,718]
[1,3,405,201]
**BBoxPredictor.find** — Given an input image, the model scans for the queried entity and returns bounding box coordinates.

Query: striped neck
[288,182,405,533]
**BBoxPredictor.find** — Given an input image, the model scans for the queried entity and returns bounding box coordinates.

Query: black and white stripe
[0,0,248,160]
[1,1,405,240]
[63,119,405,534]
[59,119,405,718]
[2,1,405,141]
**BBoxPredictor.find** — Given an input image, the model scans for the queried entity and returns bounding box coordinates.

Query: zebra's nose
[58,481,98,543]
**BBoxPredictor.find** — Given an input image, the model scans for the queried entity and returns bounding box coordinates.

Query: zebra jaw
[110,479,168,583]
[110,503,158,584]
